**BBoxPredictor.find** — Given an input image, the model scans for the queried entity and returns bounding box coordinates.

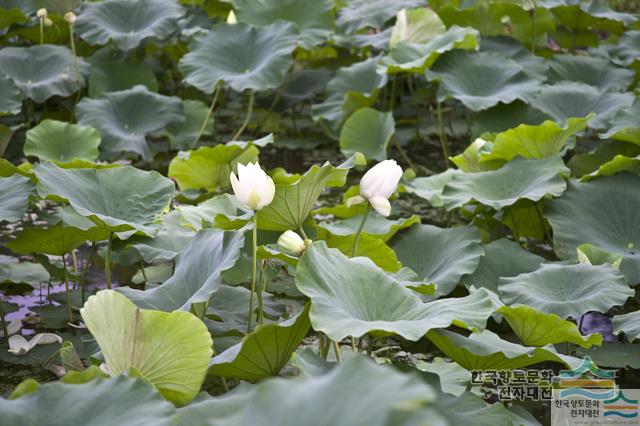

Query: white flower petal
[369,196,391,217]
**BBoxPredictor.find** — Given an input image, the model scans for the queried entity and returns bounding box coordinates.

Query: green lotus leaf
[568,140,640,177]
[179,22,297,94]
[0,45,88,103]
[531,82,634,129]
[339,107,394,161]
[33,161,174,235]
[321,232,402,272]
[582,154,640,181]
[0,73,21,115]
[604,29,640,67]
[577,243,624,268]
[576,342,640,369]
[75,0,185,51]
[547,55,634,92]
[87,47,159,97]
[124,225,194,263]
[389,8,446,48]
[176,383,255,426]
[600,101,640,145]
[76,85,184,159]
[414,357,471,396]
[0,255,49,286]
[315,214,420,242]
[234,0,334,48]
[546,173,640,283]
[257,158,359,231]
[336,0,423,33]
[498,263,633,319]
[0,0,29,29]
[480,116,592,163]
[392,224,484,296]
[440,156,569,211]
[166,100,215,150]
[209,304,310,380]
[474,100,551,134]
[0,174,34,222]
[0,376,176,426]
[216,355,436,426]
[461,238,544,294]
[612,310,640,342]
[479,35,548,80]
[168,142,259,192]
[384,26,480,74]
[24,120,100,163]
[403,169,462,207]
[5,223,98,256]
[81,290,213,406]
[497,305,602,348]
[451,139,500,173]
[433,392,514,426]
[176,194,252,232]
[426,50,542,111]
[426,328,582,370]
[119,230,244,311]
[206,285,285,331]
[295,242,495,341]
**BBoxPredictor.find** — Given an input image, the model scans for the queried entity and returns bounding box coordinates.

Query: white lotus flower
[227,10,237,24]
[277,230,307,256]
[230,162,275,211]
[64,11,77,25]
[347,159,403,216]
[36,8,47,18]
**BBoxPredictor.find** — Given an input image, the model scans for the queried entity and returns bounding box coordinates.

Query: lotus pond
[1,0,640,424]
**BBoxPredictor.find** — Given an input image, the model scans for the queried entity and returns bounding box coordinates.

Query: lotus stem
[535,202,553,243]
[257,261,266,325]
[530,3,537,54]
[388,75,397,112]
[508,208,521,244]
[232,90,254,141]
[0,302,8,343]
[62,254,72,323]
[105,232,113,290]
[71,250,79,289]
[68,24,82,85]
[332,340,342,362]
[352,205,371,257]
[39,18,44,45]
[81,241,95,305]
[298,226,309,240]
[247,214,258,333]
[435,100,450,168]
[194,82,221,146]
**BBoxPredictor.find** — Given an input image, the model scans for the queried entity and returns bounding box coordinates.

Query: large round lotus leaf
[81,290,213,406]
[600,101,640,145]
[605,30,640,67]
[336,0,423,33]
[339,107,394,161]
[0,45,88,103]
[295,242,495,341]
[33,161,174,235]
[426,50,542,111]
[76,85,184,159]
[440,156,570,210]
[474,100,551,134]
[119,229,244,311]
[234,0,334,48]
[219,355,435,426]
[404,169,461,207]
[166,100,214,150]
[531,82,634,129]
[75,0,185,51]
[545,173,640,284]
[87,47,159,97]
[0,255,49,287]
[392,224,484,296]
[547,55,634,92]
[0,0,33,28]
[0,376,176,426]
[315,214,419,242]
[498,263,633,319]
[179,22,297,94]
[5,223,99,256]
[480,36,548,80]
[612,310,640,342]
[0,73,21,115]
[0,174,34,222]
[24,120,100,162]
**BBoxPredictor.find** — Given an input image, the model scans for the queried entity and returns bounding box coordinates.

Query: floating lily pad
[339,107,394,161]
[76,85,184,159]
[75,0,185,51]
[547,55,634,92]
[24,120,100,163]
[498,263,633,319]
[336,0,423,33]
[119,230,244,311]
[0,45,88,103]
[295,243,495,341]
[180,22,297,94]
[0,73,21,115]
[0,174,34,222]
[612,310,640,342]
[392,224,484,296]
[440,156,569,210]
[426,50,542,111]
[209,304,310,381]
[34,161,174,235]
[1,376,176,425]
[545,173,640,284]
[81,290,213,406]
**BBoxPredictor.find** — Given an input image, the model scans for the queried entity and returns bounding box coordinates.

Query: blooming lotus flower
[230,162,275,211]
[347,159,403,216]
[277,230,307,256]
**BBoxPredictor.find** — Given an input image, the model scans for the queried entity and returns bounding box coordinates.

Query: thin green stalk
[436,100,450,168]
[105,232,113,290]
[351,336,356,352]
[232,91,254,141]
[194,83,221,146]
[140,261,148,283]
[257,261,266,325]
[71,250,79,289]
[39,18,44,45]
[210,336,230,392]
[81,242,95,304]
[298,226,309,240]
[247,214,258,333]
[388,75,397,112]
[62,254,72,323]
[0,303,8,343]
[508,208,521,244]
[535,202,552,243]
[530,4,537,54]
[332,341,342,362]
[68,24,82,84]
[367,335,373,356]
[352,205,371,257]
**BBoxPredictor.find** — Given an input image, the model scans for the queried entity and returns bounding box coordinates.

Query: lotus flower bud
[346,160,403,217]
[43,17,53,27]
[230,162,275,211]
[227,10,237,24]
[277,230,307,256]
[64,12,77,25]
[36,8,47,18]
